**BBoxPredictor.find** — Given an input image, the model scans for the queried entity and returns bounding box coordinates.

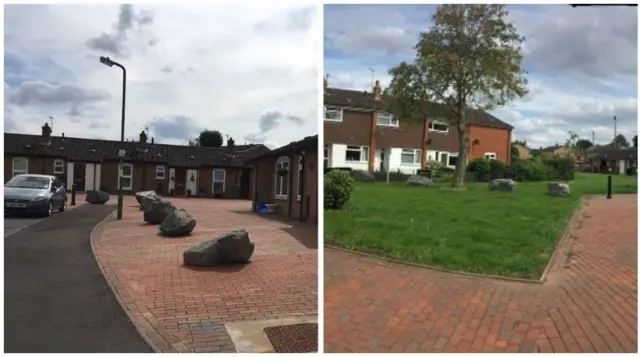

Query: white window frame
[297,156,303,201]
[429,119,449,133]
[377,112,399,127]
[324,106,343,122]
[400,149,421,165]
[12,157,28,177]
[447,153,459,168]
[155,165,165,180]
[345,145,369,163]
[274,156,290,200]
[212,169,226,194]
[485,152,497,160]
[119,163,133,190]
[53,159,64,174]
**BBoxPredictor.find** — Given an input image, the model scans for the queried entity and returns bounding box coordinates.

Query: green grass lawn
[324,173,637,279]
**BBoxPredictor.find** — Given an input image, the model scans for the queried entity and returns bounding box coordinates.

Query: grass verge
[324,172,637,279]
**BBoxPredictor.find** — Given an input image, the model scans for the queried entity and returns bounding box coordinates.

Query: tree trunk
[452,113,469,188]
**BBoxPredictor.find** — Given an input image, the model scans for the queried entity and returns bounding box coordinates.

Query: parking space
[4,216,45,237]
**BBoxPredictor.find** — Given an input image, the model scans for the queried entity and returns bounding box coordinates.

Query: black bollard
[71,183,77,206]
[606,175,612,199]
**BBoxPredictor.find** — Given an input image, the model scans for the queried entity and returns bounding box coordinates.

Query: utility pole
[49,116,54,132]
[367,68,375,89]
[613,115,617,145]
[592,130,595,145]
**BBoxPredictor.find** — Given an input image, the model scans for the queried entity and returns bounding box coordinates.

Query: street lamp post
[99,56,126,220]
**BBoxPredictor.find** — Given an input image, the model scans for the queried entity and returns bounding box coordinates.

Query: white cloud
[4,3,319,148]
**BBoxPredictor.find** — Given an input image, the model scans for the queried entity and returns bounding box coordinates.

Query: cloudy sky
[325,4,638,149]
[5,3,319,149]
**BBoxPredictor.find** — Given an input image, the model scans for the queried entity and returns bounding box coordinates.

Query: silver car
[5,174,67,217]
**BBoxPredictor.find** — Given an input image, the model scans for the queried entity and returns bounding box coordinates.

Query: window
[297,156,303,201]
[429,120,449,133]
[274,156,289,199]
[156,165,165,180]
[485,152,497,160]
[213,169,225,195]
[377,112,399,127]
[345,146,369,162]
[119,163,133,190]
[324,145,329,168]
[53,159,64,174]
[12,157,28,177]
[448,154,458,167]
[324,106,343,122]
[400,149,421,164]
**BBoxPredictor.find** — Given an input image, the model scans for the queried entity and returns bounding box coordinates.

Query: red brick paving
[324,195,637,353]
[92,196,317,352]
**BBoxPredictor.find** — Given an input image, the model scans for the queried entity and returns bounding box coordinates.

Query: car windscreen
[6,176,50,189]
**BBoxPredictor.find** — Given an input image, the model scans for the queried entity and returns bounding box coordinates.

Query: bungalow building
[4,122,270,198]
[586,145,637,174]
[323,79,514,174]
[252,135,318,225]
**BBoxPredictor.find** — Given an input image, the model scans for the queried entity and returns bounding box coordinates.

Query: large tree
[385,4,528,188]
[633,135,637,148]
[188,129,223,147]
[575,139,593,151]
[610,134,630,148]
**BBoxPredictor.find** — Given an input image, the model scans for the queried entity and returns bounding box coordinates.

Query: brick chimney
[227,136,235,148]
[41,122,52,143]
[323,76,328,94]
[373,80,381,100]
[139,130,148,144]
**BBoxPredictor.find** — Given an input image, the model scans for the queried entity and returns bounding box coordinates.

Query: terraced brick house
[252,135,318,224]
[323,79,514,174]
[4,122,270,199]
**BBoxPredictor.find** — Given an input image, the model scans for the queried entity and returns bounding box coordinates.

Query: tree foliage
[633,135,637,148]
[575,139,593,150]
[610,134,630,148]
[510,144,520,161]
[189,130,223,147]
[384,4,528,188]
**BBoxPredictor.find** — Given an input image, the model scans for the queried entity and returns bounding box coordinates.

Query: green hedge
[467,156,575,182]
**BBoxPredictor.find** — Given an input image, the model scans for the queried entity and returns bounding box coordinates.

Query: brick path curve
[324,195,637,353]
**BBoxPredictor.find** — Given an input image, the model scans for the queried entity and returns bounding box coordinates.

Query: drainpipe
[298,150,306,222]
[287,153,293,218]
[252,165,258,211]
[421,117,429,168]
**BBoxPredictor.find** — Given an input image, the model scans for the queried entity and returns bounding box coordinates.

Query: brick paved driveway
[325,195,637,353]
[93,196,317,352]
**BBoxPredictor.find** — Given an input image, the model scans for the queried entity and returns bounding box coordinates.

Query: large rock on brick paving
[85,190,110,204]
[159,208,196,236]
[405,175,433,187]
[183,229,255,266]
[488,178,516,193]
[136,190,158,210]
[143,196,176,224]
[548,182,570,197]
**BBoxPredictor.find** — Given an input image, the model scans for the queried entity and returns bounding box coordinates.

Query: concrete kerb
[326,196,588,285]
[89,209,169,353]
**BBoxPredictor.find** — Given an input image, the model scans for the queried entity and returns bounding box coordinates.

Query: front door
[73,163,86,191]
[239,168,250,199]
[173,168,186,196]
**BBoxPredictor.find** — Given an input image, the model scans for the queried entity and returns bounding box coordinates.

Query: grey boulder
[159,208,196,236]
[183,229,255,266]
[488,178,516,193]
[85,190,110,204]
[136,190,158,210]
[548,182,570,197]
[405,175,433,186]
[143,196,176,224]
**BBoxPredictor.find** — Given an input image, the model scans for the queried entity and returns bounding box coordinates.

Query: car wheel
[47,201,54,217]
[59,199,67,212]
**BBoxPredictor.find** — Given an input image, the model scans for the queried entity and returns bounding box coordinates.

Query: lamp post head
[99,56,114,67]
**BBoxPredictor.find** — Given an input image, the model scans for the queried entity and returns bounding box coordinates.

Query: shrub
[324,169,354,210]
[510,158,554,181]
[542,156,576,181]
[467,157,491,182]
